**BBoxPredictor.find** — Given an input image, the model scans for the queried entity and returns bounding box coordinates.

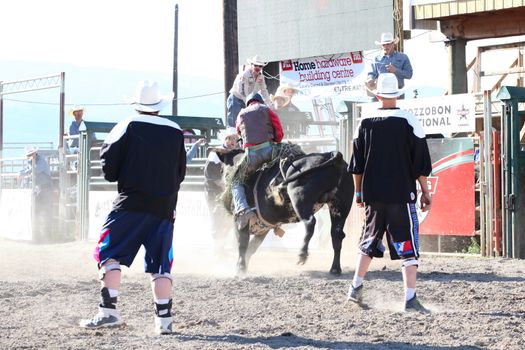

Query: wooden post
[0,82,3,157]
[393,0,403,52]
[172,4,179,116]
[223,0,239,110]
[448,38,468,94]
[59,72,65,149]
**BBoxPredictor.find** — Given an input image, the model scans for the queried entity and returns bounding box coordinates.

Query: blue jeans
[226,94,245,128]
[232,143,273,214]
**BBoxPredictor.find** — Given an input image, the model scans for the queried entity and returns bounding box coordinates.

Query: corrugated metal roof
[414,0,525,20]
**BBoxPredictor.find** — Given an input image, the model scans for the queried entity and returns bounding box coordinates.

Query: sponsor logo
[351,51,363,64]
[281,60,293,71]
[456,105,470,127]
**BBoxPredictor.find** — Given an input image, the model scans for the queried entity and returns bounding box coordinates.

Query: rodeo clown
[346,73,432,312]
[79,81,186,335]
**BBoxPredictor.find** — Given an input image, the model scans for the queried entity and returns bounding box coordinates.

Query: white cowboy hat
[271,94,290,105]
[375,32,399,45]
[247,55,267,67]
[25,145,38,157]
[371,73,404,98]
[225,126,238,136]
[125,80,174,112]
[68,105,85,116]
[276,83,299,95]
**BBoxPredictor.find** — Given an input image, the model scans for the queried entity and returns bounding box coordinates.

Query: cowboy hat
[375,32,399,45]
[271,94,290,105]
[370,73,404,98]
[247,55,267,67]
[125,80,174,112]
[25,145,38,157]
[276,83,299,95]
[225,126,238,136]
[68,105,85,116]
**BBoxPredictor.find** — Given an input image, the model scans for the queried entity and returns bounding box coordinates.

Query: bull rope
[221,142,305,214]
[252,171,280,229]
[279,152,343,187]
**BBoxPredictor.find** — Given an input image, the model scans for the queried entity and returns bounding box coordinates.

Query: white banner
[86,190,321,251]
[88,191,217,246]
[280,51,366,97]
[360,93,476,135]
[0,189,32,240]
[88,191,117,240]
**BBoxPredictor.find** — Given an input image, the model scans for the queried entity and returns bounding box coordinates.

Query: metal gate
[496,86,525,258]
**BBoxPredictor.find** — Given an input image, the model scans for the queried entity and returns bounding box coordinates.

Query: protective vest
[237,104,274,146]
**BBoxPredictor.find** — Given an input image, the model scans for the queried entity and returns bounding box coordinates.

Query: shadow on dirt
[175,333,484,349]
[301,269,525,283]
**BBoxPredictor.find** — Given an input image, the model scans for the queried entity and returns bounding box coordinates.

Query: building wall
[238,0,395,62]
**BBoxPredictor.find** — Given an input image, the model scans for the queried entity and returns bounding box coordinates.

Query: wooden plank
[481,66,524,77]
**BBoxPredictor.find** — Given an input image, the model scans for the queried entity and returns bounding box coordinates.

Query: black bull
[221,149,354,275]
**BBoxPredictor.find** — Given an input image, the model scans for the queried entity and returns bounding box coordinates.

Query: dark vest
[237,103,274,146]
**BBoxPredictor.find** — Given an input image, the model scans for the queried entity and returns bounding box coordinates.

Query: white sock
[108,288,119,298]
[405,288,416,301]
[155,298,170,304]
[352,275,364,289]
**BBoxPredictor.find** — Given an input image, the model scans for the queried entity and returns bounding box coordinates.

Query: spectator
[347,73,432,313]
[226,55,271,127]
[183,129,207,162]
[18,146,53,242]
[80,80,186,335]
[67,105,85,153]
[270,94,290,112]
[204,132,240,252]
[232,92,283,229]
[365,32,413,99]
[275,83,300,112]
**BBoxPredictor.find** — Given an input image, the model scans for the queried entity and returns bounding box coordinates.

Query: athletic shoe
[347,284,363,303]
[79,307,122,329]
[155,316,173,335]
[404,294,430,313]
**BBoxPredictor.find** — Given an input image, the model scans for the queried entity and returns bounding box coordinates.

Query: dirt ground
[1,238,524,350]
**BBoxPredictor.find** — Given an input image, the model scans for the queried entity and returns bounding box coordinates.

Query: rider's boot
[236,208,256,230]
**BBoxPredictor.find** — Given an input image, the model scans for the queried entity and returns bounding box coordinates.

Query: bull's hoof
[236,262,247,276]
[329,267,342,275]
[297,254,308,266]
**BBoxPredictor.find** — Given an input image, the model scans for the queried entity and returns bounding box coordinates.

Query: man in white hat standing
[226,55,271,128]
[67,105,85,153]
[365,32,413,98]
[80,80,186,335]
[346,73,432,313]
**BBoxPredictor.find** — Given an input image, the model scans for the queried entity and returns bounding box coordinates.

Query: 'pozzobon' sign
[360,94,476,135]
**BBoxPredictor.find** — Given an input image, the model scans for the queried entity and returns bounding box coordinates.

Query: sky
[0,0,223,79]
[0,0,227,152]
[1,1,522,105]
[0,0,225,115]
